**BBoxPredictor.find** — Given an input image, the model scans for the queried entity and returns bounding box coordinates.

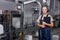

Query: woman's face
[42,7,47,14]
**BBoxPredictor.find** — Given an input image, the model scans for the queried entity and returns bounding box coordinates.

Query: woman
[37,5,54,40]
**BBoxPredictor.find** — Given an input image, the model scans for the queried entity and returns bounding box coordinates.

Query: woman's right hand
[37,21,46,28]
[40,25,46,28]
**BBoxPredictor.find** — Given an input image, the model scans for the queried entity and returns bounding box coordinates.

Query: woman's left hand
[43,22,47,26]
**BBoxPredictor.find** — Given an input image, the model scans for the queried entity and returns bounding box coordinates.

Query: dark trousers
[38,27,51,40]
[3,24,10,40]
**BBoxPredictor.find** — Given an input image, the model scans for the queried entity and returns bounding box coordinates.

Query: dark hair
[42,5,48,9]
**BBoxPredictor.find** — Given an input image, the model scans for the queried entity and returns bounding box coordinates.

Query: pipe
[24,0,41,15]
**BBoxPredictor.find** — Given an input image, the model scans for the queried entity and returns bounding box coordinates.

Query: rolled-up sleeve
[49,15,54,22]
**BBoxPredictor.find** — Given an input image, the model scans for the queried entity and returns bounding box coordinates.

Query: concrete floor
[15,27,60,40]
[33,27,60,40]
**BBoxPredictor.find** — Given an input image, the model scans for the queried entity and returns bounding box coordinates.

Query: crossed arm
[37,16,54,28]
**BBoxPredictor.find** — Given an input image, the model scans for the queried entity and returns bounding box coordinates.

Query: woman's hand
[40,25,46,28]
[43,22,47,25]
[37,22,46,28]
